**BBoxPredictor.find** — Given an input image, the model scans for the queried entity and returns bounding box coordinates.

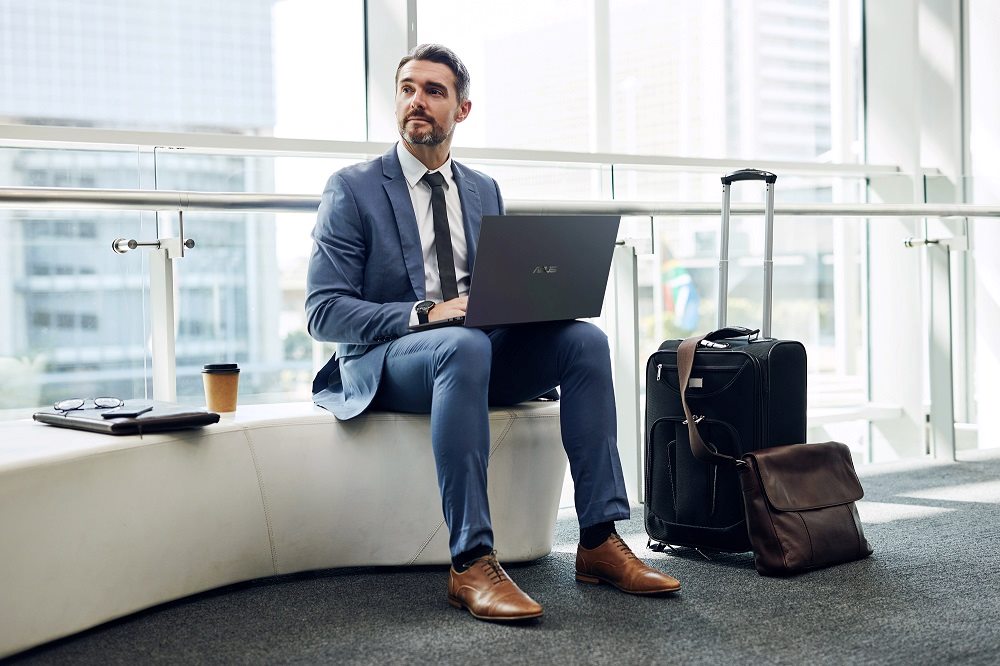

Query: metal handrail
[2,186,1000,217]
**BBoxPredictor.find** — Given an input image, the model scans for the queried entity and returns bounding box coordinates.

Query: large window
[0,1,365,414]
[418,0,868,432]
[417,0,594,152]
[417,0,860,162]
[1,1,868,428]
[0,0,366,139]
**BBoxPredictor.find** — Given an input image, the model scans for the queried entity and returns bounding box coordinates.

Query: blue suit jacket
[306,146,505,419]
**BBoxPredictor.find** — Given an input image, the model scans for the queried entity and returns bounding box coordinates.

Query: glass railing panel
[0,145,151,420]
[172,210,320,407]
[151,152,360,407]
[456,162,613,201]
[150,152,266,192]
[639,215,864,376]
[622,168,871,457]
[0,146,146,189]
[640,212,870,456]
[611,170,724,202]
[0,208,153,419]
[151,152,366,196]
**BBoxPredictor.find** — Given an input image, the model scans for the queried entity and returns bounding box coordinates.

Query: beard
[399,114,452,146]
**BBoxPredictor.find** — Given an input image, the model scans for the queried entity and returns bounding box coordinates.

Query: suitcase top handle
[722,168,777,185]
[704,326,760,343]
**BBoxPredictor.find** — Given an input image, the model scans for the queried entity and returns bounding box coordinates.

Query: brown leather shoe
[576,533,681,595]
[447,552,543,622]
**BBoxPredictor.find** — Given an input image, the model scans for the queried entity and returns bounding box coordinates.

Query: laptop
[408,214,621,331]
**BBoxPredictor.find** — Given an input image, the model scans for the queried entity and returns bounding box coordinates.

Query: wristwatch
[415,300,436,325]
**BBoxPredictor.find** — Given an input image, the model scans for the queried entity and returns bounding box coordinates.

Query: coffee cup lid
[203,363,240,374]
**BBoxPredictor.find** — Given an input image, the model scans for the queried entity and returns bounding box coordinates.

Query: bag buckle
[682,415,705,425]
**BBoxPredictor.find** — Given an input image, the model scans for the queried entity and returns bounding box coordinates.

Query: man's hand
[429,296,468,322]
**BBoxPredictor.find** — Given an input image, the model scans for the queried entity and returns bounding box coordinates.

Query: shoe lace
[610,533,639,561]
[480,552,510,585]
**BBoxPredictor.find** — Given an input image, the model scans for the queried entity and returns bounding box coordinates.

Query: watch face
[416,300,434,323]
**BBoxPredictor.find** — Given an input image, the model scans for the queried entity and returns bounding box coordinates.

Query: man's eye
[429,88,444,96]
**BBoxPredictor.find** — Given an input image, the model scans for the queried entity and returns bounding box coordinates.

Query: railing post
[149,246,177,402]
[927,238,958,460]
[903,229,965,460]
[609,240,643,504]
[114,210,194,402]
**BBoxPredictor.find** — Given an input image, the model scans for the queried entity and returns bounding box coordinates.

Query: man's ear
[454,99,472,124]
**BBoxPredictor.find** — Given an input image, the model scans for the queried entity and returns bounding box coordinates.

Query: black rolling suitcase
[644,169,807,553]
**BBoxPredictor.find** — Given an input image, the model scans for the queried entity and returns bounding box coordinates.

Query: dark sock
[452,544,493,571]
[580,521,616,549]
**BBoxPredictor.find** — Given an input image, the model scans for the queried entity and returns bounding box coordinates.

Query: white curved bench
[0,401,564,657]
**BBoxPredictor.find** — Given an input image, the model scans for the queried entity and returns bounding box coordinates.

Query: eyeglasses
[53,397,124,413]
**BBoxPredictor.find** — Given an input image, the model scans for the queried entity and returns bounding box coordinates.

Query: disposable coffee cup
[202,363,240,413]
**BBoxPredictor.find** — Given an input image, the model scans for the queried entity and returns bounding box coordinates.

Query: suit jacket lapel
[382,149,426,298]
[452,160,482,272]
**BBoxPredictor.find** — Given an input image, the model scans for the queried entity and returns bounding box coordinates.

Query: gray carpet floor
[8,449,1000,665]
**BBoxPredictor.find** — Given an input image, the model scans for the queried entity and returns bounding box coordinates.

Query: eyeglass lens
[54,397,124,411]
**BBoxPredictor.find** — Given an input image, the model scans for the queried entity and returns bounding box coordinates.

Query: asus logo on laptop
[532,265,558,274]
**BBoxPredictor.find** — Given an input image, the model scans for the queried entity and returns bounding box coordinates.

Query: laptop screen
[462,214,621,328]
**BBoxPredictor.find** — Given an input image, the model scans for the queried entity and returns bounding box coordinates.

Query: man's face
[395,59,470,146]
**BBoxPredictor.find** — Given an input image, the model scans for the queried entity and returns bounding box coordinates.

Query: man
[306,43,680,622]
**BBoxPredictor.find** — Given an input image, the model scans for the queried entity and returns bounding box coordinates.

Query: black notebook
[33,401,220,436]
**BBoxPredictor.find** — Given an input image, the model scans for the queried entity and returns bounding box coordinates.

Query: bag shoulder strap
[677,334,743,467]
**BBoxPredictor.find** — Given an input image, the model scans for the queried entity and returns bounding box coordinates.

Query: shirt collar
[396,142,454,190]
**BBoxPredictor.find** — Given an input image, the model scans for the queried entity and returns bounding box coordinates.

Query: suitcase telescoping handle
[718,168,777,338]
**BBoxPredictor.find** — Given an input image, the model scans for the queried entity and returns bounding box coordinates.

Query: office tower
[727,0,835,160]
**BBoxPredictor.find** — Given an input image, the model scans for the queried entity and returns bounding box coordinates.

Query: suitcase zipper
[710,466,717,516]
[656,361,748,383]
[645,417,682,508]
[744,353,765,449]
[645,417,667,503]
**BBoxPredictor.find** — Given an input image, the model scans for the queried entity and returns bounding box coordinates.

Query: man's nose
[409,89,427,108]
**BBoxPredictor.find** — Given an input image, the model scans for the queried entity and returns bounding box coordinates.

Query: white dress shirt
[396,143,471,324]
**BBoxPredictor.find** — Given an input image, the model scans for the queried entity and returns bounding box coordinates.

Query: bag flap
[744,441,864,511]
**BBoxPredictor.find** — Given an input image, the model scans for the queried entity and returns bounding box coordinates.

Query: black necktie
[422,171,459,301]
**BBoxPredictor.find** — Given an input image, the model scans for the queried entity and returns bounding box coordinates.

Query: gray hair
[395,43,471,103]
